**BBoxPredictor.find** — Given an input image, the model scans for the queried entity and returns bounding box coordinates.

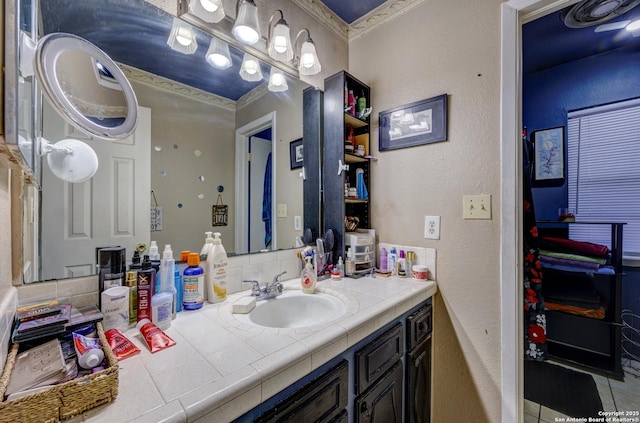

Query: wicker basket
[0,322,119,422]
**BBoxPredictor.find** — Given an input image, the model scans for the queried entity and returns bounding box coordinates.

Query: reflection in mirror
[25,0,312,282]
[34,33,139,140]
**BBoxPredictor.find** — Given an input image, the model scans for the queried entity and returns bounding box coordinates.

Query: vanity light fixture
[294,29,321,76]
[267,66,288,92]
[267,10,293,62]
[239,53,263,81]
[188,0,225,23]
[205,37,232,69]
[232,0,261,45]
[167,17,198,54]
[627,19,640,34]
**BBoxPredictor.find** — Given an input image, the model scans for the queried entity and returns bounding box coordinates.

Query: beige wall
[349,1,504,421]
[1,0,506,419]
[135,81,237,254]
[235,78,308,251]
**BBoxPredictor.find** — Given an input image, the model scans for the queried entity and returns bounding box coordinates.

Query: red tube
[105,328,141,361]
[136,318,176,353]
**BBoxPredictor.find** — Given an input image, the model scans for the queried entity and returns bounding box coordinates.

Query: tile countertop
[82,276,437,423]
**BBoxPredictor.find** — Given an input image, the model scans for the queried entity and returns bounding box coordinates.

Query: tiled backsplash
[377,243,437,280]
[0,245,435,371]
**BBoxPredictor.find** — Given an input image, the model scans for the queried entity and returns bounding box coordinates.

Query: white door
[41,101,151,279]
[248,136,271,252]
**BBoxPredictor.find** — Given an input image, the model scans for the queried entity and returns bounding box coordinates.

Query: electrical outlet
[463,194,492,219]
[294,215,302,231]
[424,216,440,239]
[277,204,287,218]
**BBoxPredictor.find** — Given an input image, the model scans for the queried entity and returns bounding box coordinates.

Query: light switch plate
[463,194,492,219]
[277,204,287,218]
[424,216,440,239]
[294,215,302,230]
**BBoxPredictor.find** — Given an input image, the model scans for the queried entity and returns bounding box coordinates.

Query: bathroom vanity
[80,276,436,422]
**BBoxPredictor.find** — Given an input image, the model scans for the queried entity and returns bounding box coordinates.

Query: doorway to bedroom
[520,1,640,421]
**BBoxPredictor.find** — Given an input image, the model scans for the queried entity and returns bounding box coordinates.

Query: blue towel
[356,169,368,199]
[262,153,272,247]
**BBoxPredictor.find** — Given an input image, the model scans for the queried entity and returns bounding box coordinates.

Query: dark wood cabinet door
[406,337,431,423]
[256,360,349,423]
[355,323,403,393]
[354,361,403,423]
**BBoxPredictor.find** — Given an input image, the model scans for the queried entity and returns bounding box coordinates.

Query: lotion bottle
[206,233,228,303]
[300,256,317,293]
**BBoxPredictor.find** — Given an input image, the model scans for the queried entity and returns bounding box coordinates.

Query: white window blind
[567,98,640,255]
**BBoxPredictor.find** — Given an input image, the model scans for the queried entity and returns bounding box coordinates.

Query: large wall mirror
[19,0,313,283]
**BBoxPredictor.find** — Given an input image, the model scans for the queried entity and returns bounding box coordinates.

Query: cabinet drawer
[355,361,403,423]
[256,360,349,423]
[355,323,403,393]
[407,304,432,351]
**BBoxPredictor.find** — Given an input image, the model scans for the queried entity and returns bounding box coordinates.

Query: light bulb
[176,28,193,47]
[233,26,260,44]
[301,53,315,68]
[208,54,230,68]
[274,35,288,53]
[200,0,218,12]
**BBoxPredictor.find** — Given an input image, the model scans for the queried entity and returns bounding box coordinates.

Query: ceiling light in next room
[627,19,640,34]
[167,17,198,54]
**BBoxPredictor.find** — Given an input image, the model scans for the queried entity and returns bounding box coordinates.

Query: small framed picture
[532,126,564,186]
[289,138,303,170]
[379,94,448,151]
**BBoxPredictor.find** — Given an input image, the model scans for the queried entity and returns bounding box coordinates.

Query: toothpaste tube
[105,328,141,361]
[136,318,176,353]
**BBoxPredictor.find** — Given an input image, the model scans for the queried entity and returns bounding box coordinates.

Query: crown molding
[290,0,349,41]
[236,83,270,109]
[348,0,425,42]
[119,64,237,112]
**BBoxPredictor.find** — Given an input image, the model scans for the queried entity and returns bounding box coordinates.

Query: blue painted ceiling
[36,1,640,99]
[523,4,640,74]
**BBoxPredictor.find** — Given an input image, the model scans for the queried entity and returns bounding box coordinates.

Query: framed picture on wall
[289,138,303,170]
[378,94,448,151]
[532,126,565,186]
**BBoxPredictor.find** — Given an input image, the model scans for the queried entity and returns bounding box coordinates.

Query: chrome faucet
[242,271,287,301]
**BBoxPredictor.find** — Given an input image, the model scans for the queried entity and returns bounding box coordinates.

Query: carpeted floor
[524,360,604,418]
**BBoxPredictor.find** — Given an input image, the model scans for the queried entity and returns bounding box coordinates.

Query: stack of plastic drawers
[345,230,375,277]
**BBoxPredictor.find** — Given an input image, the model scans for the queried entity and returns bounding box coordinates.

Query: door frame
[500,1,577,421]
[234,112,277,254]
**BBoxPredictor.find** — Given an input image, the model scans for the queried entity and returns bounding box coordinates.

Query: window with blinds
[567,98,640,256]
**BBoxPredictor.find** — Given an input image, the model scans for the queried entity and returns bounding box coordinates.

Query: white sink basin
[234,290,346,329]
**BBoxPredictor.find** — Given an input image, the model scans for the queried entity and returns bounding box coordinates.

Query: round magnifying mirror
[34,33,138,140]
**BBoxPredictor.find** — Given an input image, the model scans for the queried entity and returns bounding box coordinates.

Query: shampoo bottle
[387,247,398,276]
[149,241,161,292]
[379,248,388,272]
[173,262,183,315]
[183,253,204,310]
[151,245,174,330]
[206,232,228,303]
[136,255,155,322]
[125,271,138,326]
[301,256,317,293]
